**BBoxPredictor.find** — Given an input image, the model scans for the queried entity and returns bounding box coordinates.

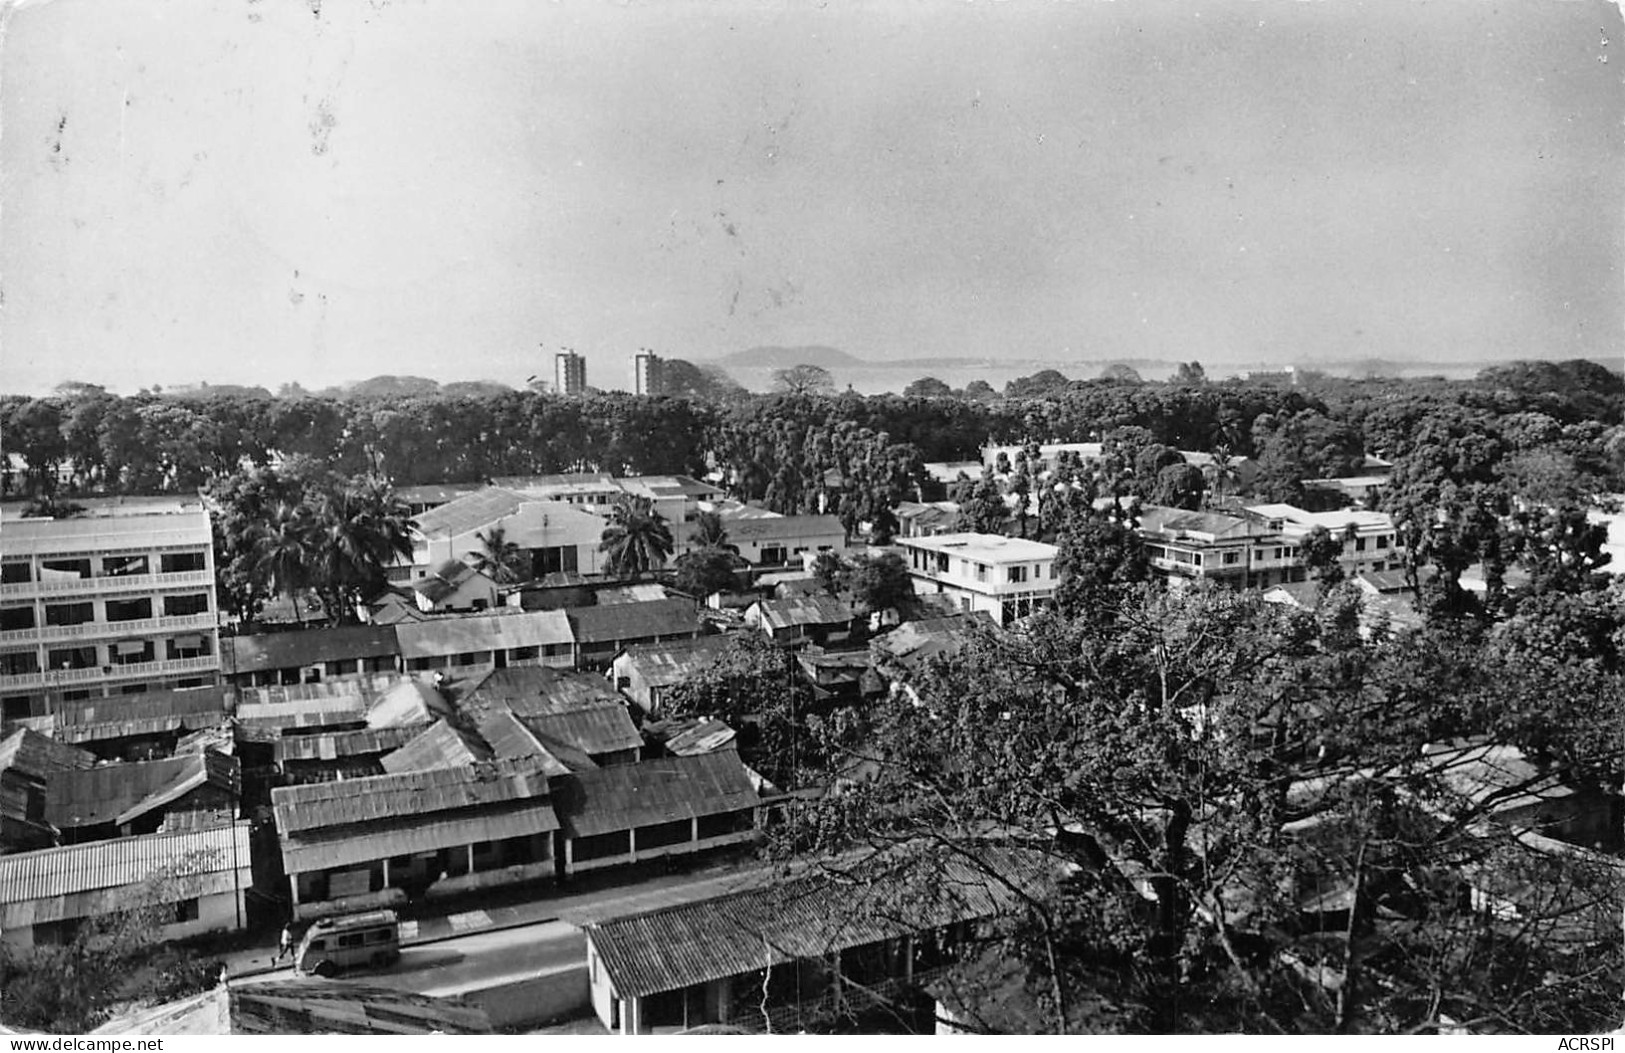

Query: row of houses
[219,598,707,688]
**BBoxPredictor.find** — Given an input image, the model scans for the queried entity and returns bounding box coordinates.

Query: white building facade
[0,510,221,724]
[897,533,1059,626]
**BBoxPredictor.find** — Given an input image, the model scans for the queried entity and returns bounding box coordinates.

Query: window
[0,651,41,676]
[975,563,988,583]
[1006,566,1027,584]
[2,695,35,721]
[173,898,199,923]
[1355,537,1368,552]
[1222,551,1240,565]
[1375,535,1391,550]
[160,552,206,574]
[111,640,154,665]
[1,562,31,585]
[44,602,94,627]
[105,597,154,623]
[339,933,365,948]
[0,606,36,631]
[120,683,150,695]
[47,646,98,670]
[102,555,149,577]
[40,558,91,580]
[168,636,210,660]
[163,593,210,617]
[61,689,92,702]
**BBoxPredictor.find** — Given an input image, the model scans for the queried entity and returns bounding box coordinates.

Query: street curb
[227,911,566,982]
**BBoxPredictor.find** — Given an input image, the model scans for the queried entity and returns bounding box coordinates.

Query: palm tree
[691,510,730,550]
[308,478,417,624]
[1203,445,1241,505]
[254,500,316,625]
[600,499,674,580]
[469,525,526,585]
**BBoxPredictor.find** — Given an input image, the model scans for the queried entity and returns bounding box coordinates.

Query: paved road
[231,919,585,997]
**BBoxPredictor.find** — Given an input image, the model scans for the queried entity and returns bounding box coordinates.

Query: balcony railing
[0,569,213,599]
[0,654,219,692]
[0,611,218,646]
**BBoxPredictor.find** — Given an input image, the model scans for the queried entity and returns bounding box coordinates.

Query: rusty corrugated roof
[270,758,552,834]
[582,845,1056,999]
[567,599,702,645]
[380,720,494,774]
[45,751,238,829]
[552,752,758,838]
[0,822,250,907]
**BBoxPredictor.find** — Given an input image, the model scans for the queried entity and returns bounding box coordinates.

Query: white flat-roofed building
[898,533,1059,626]
[0,510,221,724]
[1245,505,1403,579]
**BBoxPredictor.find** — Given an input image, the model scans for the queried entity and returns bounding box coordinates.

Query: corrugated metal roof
[411,488,529,539]
[95,978,493,1036]
[366,679,448,728]
[567,599,702,645]
[469,710,573,777]
[229,980,493,1036]
[53,686,231,742]
[552,752,759,838]
[595,583,669,606]
[583,845,1055,999]
[0,822,251,906]
[518,706,641,759]
[235,697,368,729]
[462,666,624,715]
[749,595,854,632]
[394,609,573,659]
[617,636,733,688]
[278,802,559,874]
[0,728,97,781]
[270,758,552,833]
[273,725,425,763]
[45,751,238,829]
[664,719,738,757]
[380,720,493,773]
[221,626,401,674]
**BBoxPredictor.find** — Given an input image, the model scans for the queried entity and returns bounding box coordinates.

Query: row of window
[0,551,207,585]
[0,593,213,631]
[0,636,214,676]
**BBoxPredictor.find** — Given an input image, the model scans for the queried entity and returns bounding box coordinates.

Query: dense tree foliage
[0,865,220,1033]
[784,581,1624,1034]
[205,462,414,626]
[599,500,675,579]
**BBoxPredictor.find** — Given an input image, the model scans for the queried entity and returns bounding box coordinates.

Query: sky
[1,0,1621,396]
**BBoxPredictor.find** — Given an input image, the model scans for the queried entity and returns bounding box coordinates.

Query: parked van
[294,910,402,977]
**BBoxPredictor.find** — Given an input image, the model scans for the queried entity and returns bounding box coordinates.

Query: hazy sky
[2,0,1621,395]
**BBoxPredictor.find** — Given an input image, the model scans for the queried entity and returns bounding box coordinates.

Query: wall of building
[0,514,221,721]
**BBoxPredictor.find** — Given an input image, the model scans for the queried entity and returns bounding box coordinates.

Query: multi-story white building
[898,533,1059,626]
[1245,505,1403,579]
[633,351,667,396]
[0,510,221,723]
[1138,506,1303,589]
[555,351,587,396]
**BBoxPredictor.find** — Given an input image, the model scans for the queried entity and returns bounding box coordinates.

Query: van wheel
[313,960,337,978]
[371,951,394,969]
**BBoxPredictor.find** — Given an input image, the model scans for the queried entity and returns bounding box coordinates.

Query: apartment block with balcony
[1137,505,1303,589]
[0,510,221,723]
[1244,504,1404,579]
[898,533,1059,626]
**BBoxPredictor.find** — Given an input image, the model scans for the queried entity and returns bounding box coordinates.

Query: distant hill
[711,345,864,370]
